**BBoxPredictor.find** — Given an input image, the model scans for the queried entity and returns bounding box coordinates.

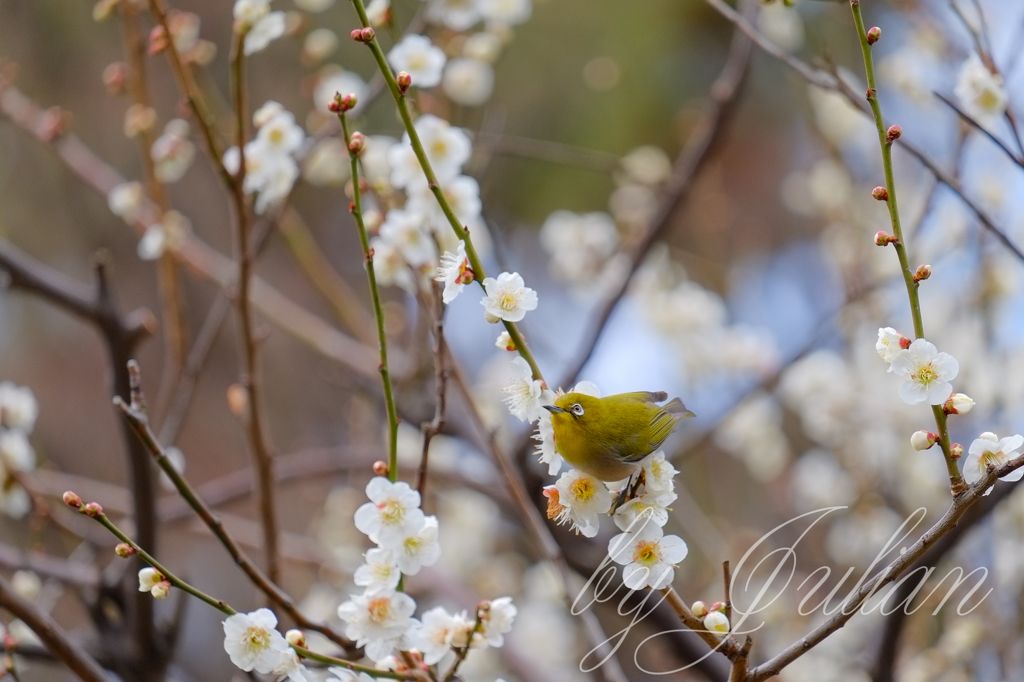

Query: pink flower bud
[286,629,306,647]
[328,96,342,113]
[62,491,82,509]
[866,26,881,45]
[950,443,964,459]
[82,502,104,518]
[103,62,127,95]
[899,336,911,350]
[874,231,892,246]
[348,131,365,154]
[350,28,363,41]
[151,581,171,599]
[115,543,136,558]
[872,186,889,201]
[148,25,169,55]
[710,601,725,613]
[691,600,708,618]
[340,93,358,111]
[913,264,931,282]
[911,430,938,451]
[397,71,412,94]
[372,461,389,477]
[886,124,902,143]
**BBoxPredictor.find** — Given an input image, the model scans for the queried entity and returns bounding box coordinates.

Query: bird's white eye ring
[572,403,584,416]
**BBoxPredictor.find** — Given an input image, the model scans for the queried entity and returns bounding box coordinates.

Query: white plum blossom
[371,237,416,292]
[353,547,401,594]
[481,272,538,323]
[388,35,447,88]
[412,606,461,664]
[479,0,531,26]
[495,331,514,351]
[393,515,441,575]
[889,339,959,405]
[256,110,304,156]
[244,11,286,55]
[540,210,619,285]
[442,58,495,106]
[463,32,503,63]
[533,412,562,476]
[406,175,482,232]
[875,327,905,368]
[480,597,516,647]
[137,567,163,593]
[963,433,1024,490]
[0,383,37,432]
[501,356,550,422]
[303,28,339,64]
[354,477,426,547]
[426,0,483,31]
[0,430,35,472]
[222,608,290,673]
[337,590,418,662]
[366,0,391,25]
[642,451,677,494]
[612,489,677,531]
[151,119,195,183]
[608,520,688,590]
[234,0,270,28]
[955,53,1008,129]
[436,241,473,304]
[272,649,314,682]
[703,611,730,634]
[378,209,436,267]
[107,182,144,223]
[948,393,975,414]
[388,115,471,188]
[547,469,613,538]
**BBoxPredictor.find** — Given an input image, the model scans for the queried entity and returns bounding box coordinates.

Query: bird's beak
[543,405,565,414]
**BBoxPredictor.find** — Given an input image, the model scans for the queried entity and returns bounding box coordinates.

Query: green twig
[850,1,964,494]
[292,645,415,680]
[345,4,544,383]
[337,109,400,482]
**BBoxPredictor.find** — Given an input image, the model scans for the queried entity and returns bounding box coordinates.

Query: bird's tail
[663,397,695,419]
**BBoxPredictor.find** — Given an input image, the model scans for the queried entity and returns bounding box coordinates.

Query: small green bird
[543,391,694,484]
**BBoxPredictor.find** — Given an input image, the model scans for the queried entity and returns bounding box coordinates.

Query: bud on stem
[886,124,902,143]
[911,430,938,451]
[348,131,365,154]
[874,231,898,247]
[866,26,881,44]
[913,264,931,282]
[950,443,964,459]
[397,71,412,95]
[872,186,889,201]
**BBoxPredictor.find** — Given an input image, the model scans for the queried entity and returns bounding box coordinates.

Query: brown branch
[113,362,355,653]
[0,543,99,588]
[933,91,1024,169]
[555,0,755,390]
[474,131,621,173]
[730,637,752,682]
[416,284,447,503]
[722,560,732,623]
[0,573,108,682]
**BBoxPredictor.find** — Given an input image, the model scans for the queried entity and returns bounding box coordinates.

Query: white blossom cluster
[339,476,516,673]
[224,100,306,214]
[955,53,1008,130]
[0,382,39,518]
[233,0,286,56]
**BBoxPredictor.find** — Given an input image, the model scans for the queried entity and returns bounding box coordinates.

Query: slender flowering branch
[850,0,963,493]
[114,361,355,652]
[336,105,400,482]
[291,645,416,680]
[345,2,543,382]
[443,606,485,682]
[75,501,235,615]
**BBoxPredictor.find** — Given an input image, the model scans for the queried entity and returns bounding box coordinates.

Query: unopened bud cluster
[350,27,375,42]
[691,600,730,634]
[329,93,358,114]
[348,131,366,154]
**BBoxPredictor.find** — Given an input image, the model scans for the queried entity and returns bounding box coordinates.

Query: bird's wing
[617,391,668,404]
[662,397,695,419]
